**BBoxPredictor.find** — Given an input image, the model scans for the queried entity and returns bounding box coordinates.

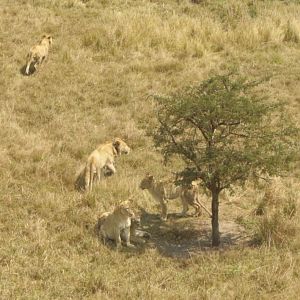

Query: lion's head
[140,174,154,190]
[115,201,135,218]
[113,138,131,155]
[42,34,53,45]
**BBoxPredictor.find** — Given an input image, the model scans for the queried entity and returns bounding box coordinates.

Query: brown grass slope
[1,0,300,299]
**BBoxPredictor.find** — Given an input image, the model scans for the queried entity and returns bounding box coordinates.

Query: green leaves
[152,73,299,192]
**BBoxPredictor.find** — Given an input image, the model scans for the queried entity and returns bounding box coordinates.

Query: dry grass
[1,0,300,298]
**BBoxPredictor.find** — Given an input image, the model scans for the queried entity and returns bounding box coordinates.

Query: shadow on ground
[94,207,253,258]
[20,64,36,76]
[139,208,253,258]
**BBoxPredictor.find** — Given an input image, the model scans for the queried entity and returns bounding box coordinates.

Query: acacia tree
[152,74,299,247]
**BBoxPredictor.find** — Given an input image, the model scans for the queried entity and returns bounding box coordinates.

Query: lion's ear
[113,139,120,148]
[121,200,130,206]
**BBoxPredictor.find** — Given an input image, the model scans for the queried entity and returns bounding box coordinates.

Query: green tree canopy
[151,74,299,246]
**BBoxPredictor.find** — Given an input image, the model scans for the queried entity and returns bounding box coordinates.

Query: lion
[98,201,136,249]
[25,34,53,75]
[140,174,209,221]
[75,138,130,192]
[95,212,151,246]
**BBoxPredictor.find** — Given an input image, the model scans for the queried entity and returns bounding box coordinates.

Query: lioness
[99,201,135,249]
[140,174,205,221]
[96,212,150,246]
[78,138,130,192]
[25,34,53,75]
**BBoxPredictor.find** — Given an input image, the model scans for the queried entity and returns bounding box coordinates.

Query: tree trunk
[211,188,220,247]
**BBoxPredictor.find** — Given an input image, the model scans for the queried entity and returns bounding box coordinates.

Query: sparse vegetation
[1,0,300,299]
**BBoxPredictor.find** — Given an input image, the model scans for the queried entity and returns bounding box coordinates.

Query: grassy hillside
[1,0,300,298]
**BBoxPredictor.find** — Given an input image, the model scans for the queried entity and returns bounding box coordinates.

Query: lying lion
[97,201,136,249]
[25,34,53,75]
[75,138,130,192]
[140,174,210,221]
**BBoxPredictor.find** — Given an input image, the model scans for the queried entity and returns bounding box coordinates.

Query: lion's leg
[179,195,189,217]
[160,199,168,221]
[106,162,116,174]
[123,227,135,248]
[33,56,43,72]
[25,58,33,75]
[38,56,43,65]
[33,61,39,72]
[89,165,94,192]
[192,202,202,217]
[100,227,107,245]
[114,229,122,249]
[41,55,46,64]
[96,167,101,184]
[193,193,202,216]
[84,165,90,192]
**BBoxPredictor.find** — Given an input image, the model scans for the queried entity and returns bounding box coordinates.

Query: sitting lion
[25,34,53,75]
[140,174,208,221]
[97,201,136,249]
[95,207,150,247]
[75,138,130,192]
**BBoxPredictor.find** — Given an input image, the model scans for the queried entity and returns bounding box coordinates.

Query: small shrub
[254,212,296,247]
[82,33,98,48]
[253,178,298,247]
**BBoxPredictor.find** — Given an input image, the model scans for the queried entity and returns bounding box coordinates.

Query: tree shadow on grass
[139,208,253,258]
[93,207,253,258]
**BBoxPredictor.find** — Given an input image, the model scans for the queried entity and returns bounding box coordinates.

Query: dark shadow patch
[74,165,87,192]
[20,64,35,76]
[139,208,253,258]
[139,209,211,257]
[74,165,114,192]
[93,207,254,258]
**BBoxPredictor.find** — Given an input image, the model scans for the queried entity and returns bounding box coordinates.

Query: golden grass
[1,0,300,298]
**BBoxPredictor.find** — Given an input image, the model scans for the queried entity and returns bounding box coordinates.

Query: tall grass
[253,178,299,247]
[0,0,300,298]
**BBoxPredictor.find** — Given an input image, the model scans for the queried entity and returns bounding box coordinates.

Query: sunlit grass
[0,0,300,298]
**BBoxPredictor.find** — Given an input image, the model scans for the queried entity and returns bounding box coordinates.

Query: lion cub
[140,174,204,221]
[98,201,136,249]
[25,34,53,75]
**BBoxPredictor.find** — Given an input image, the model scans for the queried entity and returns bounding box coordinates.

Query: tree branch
[186,117,209,141]
[157,117,203,171]
[218,120,241,126]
